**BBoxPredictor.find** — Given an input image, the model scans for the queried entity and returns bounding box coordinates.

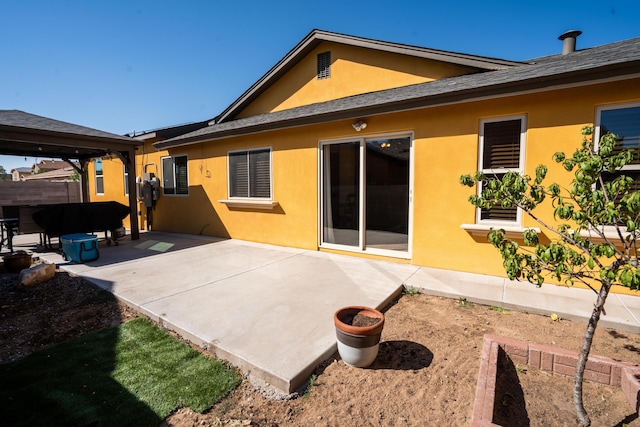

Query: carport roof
[0,110,141,161]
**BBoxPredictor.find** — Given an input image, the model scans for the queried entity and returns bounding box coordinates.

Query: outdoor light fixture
[352,120,367,132]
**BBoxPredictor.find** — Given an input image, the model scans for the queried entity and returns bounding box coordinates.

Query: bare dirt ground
[1,260,639,426]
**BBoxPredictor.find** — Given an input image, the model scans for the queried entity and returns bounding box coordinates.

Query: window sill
[218,199,279,210]
[571,227,632,244]
[460,223,541,239]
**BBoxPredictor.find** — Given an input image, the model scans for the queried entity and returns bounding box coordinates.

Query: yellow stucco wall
[87,156,132,228]
[409,80,640,296]
[90,78,640,295]
[237,41,478,118]
[149,128,320,249]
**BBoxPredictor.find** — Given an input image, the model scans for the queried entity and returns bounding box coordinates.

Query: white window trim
[317,131,414,260]
[224,147,274,202]
[218,199,279,209]
[161,154,189,197]
[460,223,541,239]
[474,114,527,227]
[95,158,104,196]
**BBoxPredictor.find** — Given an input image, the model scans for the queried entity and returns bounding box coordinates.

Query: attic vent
[317,51,331,79]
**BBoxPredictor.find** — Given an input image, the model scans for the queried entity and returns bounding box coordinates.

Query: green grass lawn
[0,317,241,426]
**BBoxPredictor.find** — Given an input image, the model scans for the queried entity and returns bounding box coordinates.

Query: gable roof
[156,35,640,150]
[11,167,31,173]
[214,29,524,124]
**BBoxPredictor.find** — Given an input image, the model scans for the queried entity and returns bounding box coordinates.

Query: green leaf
[459,174,475,187]
[523,229,539,246]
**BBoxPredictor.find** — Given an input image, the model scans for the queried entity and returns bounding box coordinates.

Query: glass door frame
[318,131,414,259]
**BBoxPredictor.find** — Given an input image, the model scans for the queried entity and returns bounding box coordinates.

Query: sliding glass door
[322,142,360,246]
[321,134,411,257]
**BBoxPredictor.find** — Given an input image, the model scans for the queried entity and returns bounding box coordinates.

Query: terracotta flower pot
[334,306,385,367]
[3,252,32,273]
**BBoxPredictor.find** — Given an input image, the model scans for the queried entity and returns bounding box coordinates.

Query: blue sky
[1,0,639,171]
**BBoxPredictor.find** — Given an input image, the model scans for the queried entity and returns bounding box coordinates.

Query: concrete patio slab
[27,232,419,395]
[10,231,640,395]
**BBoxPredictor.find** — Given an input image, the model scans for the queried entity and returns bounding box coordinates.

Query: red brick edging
[471,334,640,426]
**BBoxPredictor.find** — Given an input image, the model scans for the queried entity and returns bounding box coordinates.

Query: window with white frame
[596,102,640,200]
[95,158,104,195]
[476,115,526,224]
[162,155,188,195]
[228,148,271,199]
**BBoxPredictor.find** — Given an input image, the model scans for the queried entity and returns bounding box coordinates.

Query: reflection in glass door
[322,142,360,246]
[365,138,410,251]
[321,135,411,256]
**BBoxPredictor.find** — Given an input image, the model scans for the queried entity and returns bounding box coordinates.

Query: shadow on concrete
[26,231,228,269]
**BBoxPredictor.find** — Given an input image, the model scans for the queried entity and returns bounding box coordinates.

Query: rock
[19,263,56,287]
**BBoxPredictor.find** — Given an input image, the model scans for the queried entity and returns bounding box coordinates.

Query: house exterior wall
[145,129,320,248]
[88,156,133,228]
[89,51,640,297]
[237,41,478,118]
[412,79,640,296]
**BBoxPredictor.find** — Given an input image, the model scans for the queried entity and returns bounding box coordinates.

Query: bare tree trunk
[574,280,611,427]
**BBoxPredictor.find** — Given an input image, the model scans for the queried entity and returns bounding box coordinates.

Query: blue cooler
[61,233,99,263]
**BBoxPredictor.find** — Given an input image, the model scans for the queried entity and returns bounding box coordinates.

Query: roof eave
[0,124,141,148]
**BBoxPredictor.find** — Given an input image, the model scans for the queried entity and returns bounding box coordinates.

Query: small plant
[516,364,527,374]
[302,374,317,399]
[458,297,473,309]
[550,313,561,322]
[403,285,420,296]
[489,306,509,314]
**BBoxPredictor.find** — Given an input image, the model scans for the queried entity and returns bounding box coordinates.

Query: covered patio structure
[0,110,142,240]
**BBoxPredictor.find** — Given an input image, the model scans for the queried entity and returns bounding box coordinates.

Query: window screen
[229,149,271,198]
[95,158,104,195]
[600,105,640,162]
[479,118,524,223]
[597,104,640,221]
[162,155,188,195]
[482,120,522,170]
